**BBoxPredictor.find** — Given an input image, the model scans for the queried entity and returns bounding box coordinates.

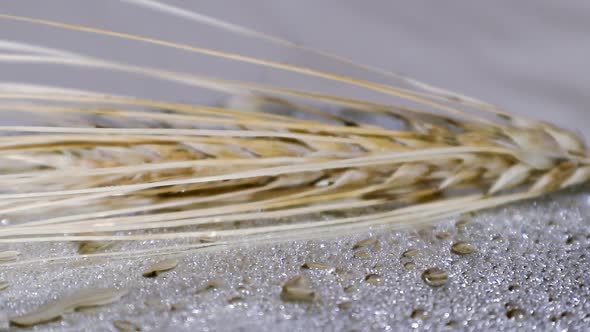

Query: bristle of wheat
[0,5,586,264]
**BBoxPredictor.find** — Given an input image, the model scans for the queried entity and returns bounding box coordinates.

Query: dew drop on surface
[353,237,378,250]
[403,261,415,270]
[506,308,526,320]
[411,308,427,320]
[435,231,451,240]
[365,274,382,286]
[113,319,141,332]
[227,296,244,305]
[354,250,370,259]
[343,285,356,293]
[455,217,470,230]
[505,302,526,320]
[337,300,352,310]
[301,262,334,272]
[451,241,477,255]
[402,249,419,258]
[446,320,458,327]
[400,257,415,270]
[508,284,519,292]
[421,268,448,287]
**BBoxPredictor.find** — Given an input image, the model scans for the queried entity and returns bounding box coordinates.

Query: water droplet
[343,285,357,293]
[227,296,244,305]
[506,308,526,320]
[451,241,477,255]
[505,302,526,320]
[337,300,352,310]
[372,263,384,271]
[113,320,141,332]
[411,308,427,320]
[403,261,415,270]
[455,218,470,232]
[353,237,378,250]
[421,267,448,287]
[354,250,370,259]
[365,274,382,286]
[170,301,188,311]
[400,257,415,270]
[402,249,419,258]
[280,276,316,302]
[566,235,577,245]
[195,278,224,294]
[301,262,334,272]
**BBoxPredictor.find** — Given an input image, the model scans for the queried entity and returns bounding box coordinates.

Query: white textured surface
[1,189,590,331]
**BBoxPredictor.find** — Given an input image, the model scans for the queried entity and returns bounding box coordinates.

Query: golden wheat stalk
[0,1,587,265]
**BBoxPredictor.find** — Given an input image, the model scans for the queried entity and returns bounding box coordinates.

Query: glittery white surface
[1,187,589,331]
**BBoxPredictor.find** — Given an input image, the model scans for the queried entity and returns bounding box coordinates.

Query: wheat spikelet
[0,1,587,267]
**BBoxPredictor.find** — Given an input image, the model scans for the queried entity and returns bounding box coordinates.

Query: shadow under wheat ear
[0,4,587,264]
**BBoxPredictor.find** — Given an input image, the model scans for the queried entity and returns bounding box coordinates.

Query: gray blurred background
[1,0,589,138]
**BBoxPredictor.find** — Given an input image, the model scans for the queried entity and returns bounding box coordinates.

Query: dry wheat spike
[0,1,587,265]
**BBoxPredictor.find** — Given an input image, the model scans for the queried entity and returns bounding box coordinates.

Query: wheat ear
[0,4,587,265]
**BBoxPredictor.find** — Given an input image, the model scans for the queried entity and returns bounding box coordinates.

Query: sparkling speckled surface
[1,187,589,331]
